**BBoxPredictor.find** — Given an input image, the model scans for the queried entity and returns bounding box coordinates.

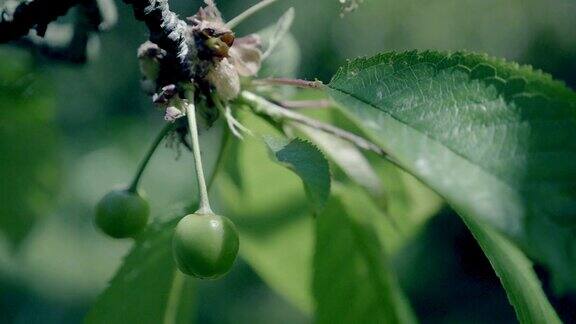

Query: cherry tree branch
[122,0,193,80]
[1,0,193,80]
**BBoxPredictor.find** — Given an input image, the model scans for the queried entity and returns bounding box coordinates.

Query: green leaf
[372,160,443,245]
[217,112,314,313]
[220,132,244,189]
[263,136,331,212]
[462,215,561,324]
[258,30,300,79]
[295,124,384,197]
[285,94,442,251]
[296,123,442,253]
[85,214,196,324]
[328,51,573,320]
[217,111,439,317]
[236,210,314,313]
[0,49,61,247]
[314,187,417,324]
[262,7,295,60]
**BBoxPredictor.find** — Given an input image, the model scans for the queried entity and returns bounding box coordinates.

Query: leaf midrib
[328,84,520,193]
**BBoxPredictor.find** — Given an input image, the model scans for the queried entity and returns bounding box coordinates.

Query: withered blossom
[145,0,263,121]
[188,0,262,100]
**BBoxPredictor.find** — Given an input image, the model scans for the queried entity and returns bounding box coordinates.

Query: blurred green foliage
[0,0,575,323]
[0,49,60,247]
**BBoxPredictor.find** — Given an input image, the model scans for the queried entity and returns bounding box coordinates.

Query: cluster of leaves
[1,1,575,323]
[85,49,576,324]
[327,51,576,322]
[329,51,576,292]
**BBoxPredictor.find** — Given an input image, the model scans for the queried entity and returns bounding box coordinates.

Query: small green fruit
[95,189,150,238]
[173,212,239,279]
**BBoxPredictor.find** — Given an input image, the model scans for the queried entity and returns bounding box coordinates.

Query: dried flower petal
[207,58,241,100]
[229,34,262,76]
[201,0,222,21]
[165,106,185,122]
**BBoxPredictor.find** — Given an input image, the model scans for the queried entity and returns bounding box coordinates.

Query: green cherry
[172,212,239,279]
[95,189,150,238]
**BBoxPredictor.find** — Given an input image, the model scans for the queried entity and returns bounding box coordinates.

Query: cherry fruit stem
[185,92,213,215]
[128,122,174,193]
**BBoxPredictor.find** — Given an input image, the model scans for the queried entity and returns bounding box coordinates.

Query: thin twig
[240,91,388,157]
[253,78,325,89]
[288,115,385,156]
[276,99,332,109]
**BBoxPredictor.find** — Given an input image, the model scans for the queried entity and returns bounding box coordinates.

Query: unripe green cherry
[173,212,239,279]
[95,189,150,238]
